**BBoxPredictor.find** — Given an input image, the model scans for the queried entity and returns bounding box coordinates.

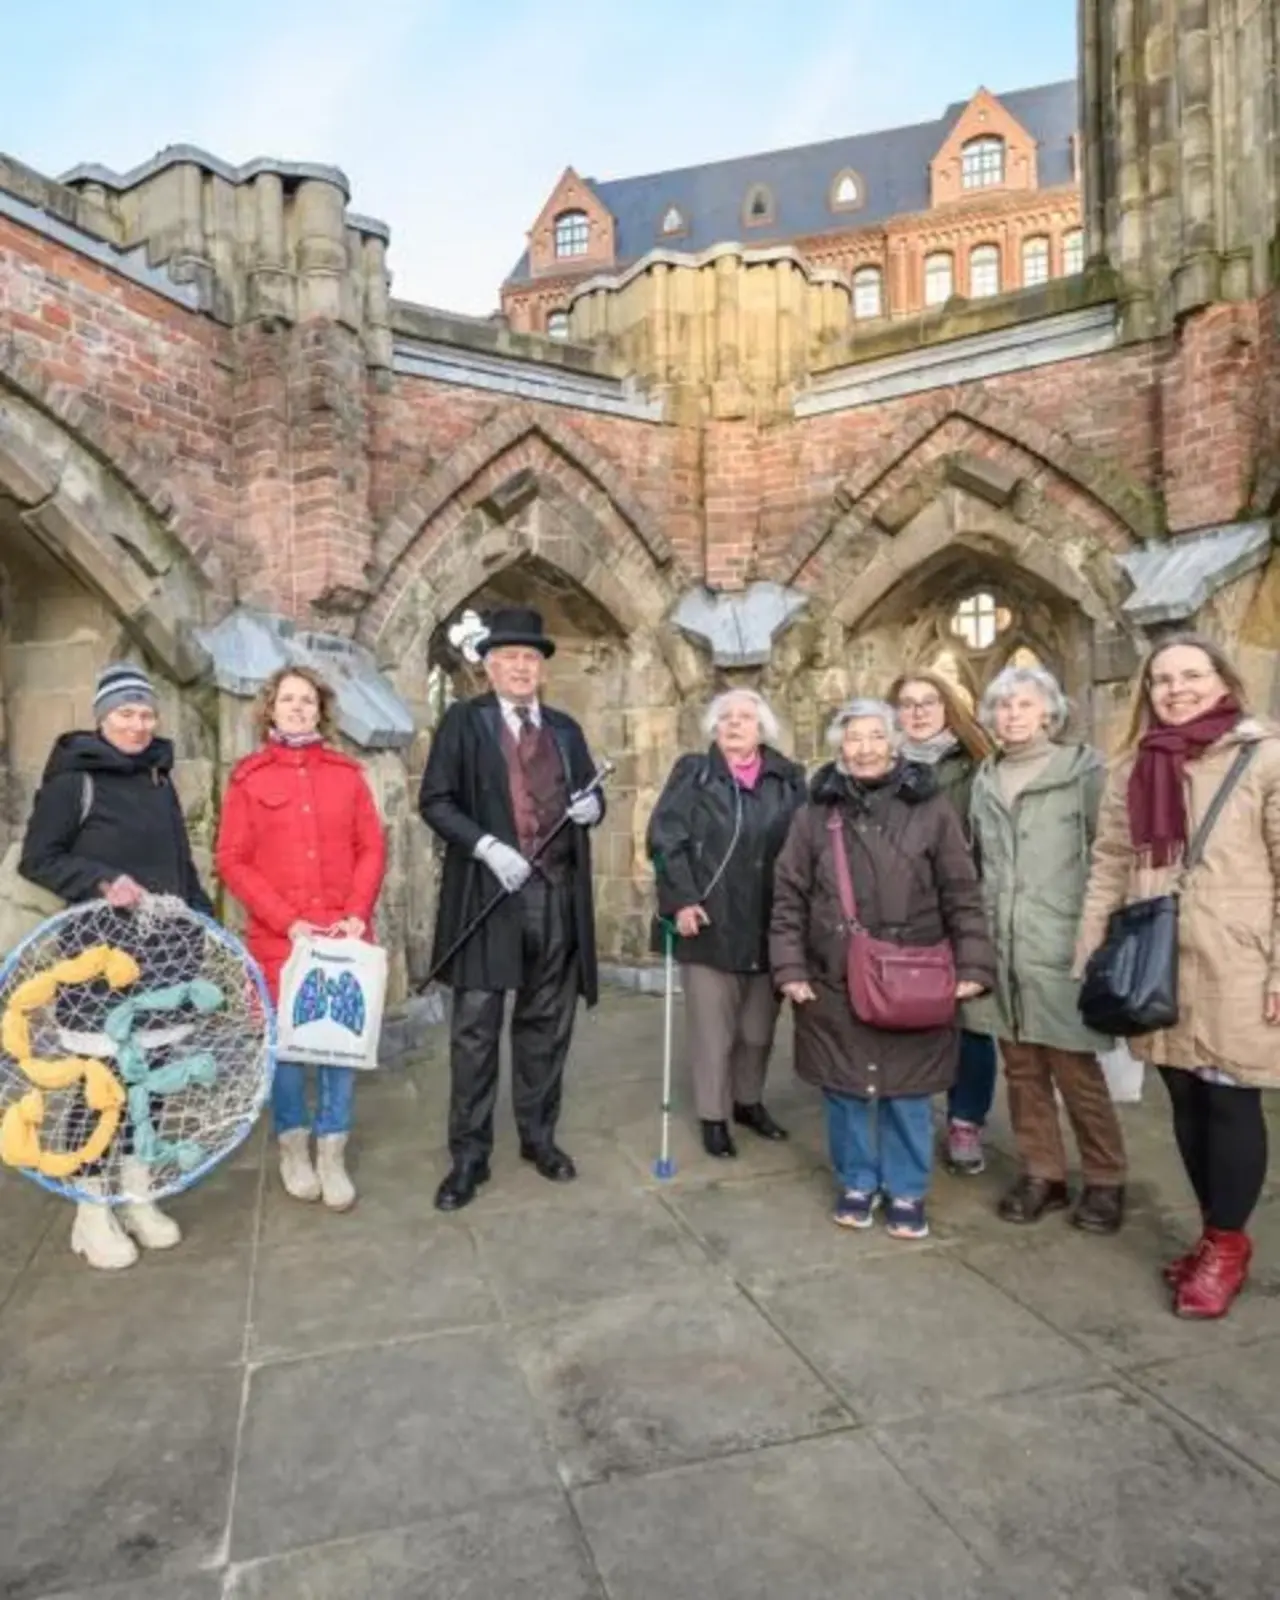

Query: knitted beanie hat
[93,662,157,722]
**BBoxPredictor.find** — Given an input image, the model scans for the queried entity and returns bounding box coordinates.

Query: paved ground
[1,993,1280,1598]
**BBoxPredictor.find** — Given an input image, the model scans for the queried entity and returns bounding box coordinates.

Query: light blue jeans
[823,1089,934,1201]
[272,1063,356,1138]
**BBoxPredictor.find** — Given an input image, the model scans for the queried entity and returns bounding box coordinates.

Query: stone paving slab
[875,1383,1280,1600]
[574,1432,999,1600]
[1134,1334,1280,1479]
[32,1577,224,1600]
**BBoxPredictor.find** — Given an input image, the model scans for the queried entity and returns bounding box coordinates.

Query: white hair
[978,665,1069,737]
[700,689,780,746]
[826,698,902,750]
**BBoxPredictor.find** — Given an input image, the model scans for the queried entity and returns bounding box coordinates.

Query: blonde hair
[887,668,993,761]
[254,665,338,743]
[1121,631,1249,750]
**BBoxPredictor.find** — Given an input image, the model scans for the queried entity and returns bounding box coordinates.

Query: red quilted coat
[216,741,387,999]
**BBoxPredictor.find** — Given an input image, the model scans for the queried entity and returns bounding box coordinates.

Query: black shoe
[701,1120,737,1158]
[1071,1184,1126,1235]
[997,1175,1070,1224]
[434,1159,491,1213]
[519,1143,577,1182]
[733,1102,789,1141]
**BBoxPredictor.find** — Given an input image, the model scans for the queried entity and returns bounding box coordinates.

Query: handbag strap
[1182,741,1257,872]
[825,811,860,928]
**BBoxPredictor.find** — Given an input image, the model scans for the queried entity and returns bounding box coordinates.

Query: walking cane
[413,757,616,999]
[652,915,677,1180]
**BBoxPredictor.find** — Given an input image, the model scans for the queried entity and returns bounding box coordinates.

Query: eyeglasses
[1149,670,1217,692]
[897,696,943,713]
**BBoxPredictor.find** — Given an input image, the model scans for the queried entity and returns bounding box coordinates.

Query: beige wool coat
[1075,719,1280,1087]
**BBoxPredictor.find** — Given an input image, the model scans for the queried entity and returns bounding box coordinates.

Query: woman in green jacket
[969,664,1127,1234]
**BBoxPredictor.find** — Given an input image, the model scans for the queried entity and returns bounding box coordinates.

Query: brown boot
[1071,1184,1126,1235]
[998,1175,1070,1224]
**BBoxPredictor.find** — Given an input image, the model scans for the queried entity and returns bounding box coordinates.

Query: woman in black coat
[18,663,212,1272]
[647,689,806,1157]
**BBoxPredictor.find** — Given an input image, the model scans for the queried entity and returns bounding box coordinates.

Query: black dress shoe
[701,1119,737,1158]
[733,1102,789,1141]
[434,1160,491,1213]
[997,1175,1070,1224]
[519,1143,577,1182]
[1071,1184,1126,1235]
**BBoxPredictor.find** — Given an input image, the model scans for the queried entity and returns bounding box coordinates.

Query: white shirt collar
[498,696,540,731]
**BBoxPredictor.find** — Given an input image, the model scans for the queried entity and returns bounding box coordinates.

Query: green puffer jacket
[967,742,1113,1053]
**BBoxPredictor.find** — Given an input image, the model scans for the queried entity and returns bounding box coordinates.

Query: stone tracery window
[554,210,590,258]
[447,608,488,662]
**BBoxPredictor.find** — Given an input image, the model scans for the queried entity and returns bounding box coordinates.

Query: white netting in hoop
[0,895,274,1204]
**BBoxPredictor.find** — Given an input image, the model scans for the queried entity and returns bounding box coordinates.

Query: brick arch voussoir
[0,341,220,589]
[374,400,673,581]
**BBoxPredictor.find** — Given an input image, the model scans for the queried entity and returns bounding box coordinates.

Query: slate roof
[507,80,1077,285]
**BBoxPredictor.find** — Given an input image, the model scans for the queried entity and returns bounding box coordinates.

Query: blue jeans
[823,1089,934,1201]
[947,1030,998,1126]
[272,1063,356,1138]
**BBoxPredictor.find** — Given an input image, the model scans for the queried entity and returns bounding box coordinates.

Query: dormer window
[553,210,590,259]
[743,183,774,227]
[830,169,863,212]
[962,136,1005,190]
[660,204,687,238]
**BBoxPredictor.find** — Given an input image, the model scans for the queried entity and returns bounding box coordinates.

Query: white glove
[567,789,602,827]
[474,835,532,893]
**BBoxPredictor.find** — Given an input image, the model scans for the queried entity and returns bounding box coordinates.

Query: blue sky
[2,1,1076,314]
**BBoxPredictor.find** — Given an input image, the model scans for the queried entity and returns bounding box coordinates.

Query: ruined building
[1,2,1279,998]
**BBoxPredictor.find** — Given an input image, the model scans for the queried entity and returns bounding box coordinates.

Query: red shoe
[1174,1227,1252,1319]
[1162,1233,1205,1288]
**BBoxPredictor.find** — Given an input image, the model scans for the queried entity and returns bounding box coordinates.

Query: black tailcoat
[419,694,602,1002]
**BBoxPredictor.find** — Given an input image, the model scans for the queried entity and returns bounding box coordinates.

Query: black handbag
[1079,743,1256,1037]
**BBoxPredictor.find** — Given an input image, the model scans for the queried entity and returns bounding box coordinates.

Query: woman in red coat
[217,666,386,1210]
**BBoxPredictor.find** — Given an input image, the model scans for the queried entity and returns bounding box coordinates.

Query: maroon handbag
[826,812,957,1032]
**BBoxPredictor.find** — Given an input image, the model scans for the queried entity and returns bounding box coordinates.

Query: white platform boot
[70,1178,139,1270]
[278,1128,321,1201]
[118,1157,182,1250]
[316,1134,356,1212]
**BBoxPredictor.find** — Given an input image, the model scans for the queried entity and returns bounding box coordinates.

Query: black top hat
[475,605,556,659]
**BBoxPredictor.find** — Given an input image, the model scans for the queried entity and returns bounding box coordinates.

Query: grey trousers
[682,964,779,1122]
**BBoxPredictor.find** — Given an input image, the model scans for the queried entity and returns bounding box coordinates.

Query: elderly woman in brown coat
[770,699,996,1239]
[1077,633,1280,1320]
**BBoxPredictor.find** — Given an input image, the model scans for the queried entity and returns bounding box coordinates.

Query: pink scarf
[729,753,763,790]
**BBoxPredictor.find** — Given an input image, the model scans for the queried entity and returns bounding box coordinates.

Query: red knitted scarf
[1127,696,1240,866]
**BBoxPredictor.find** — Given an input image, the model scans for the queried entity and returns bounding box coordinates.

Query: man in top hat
[419,606,605,1211]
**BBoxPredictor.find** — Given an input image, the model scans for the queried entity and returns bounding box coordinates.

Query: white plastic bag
[1098,1042,1144,1104]
[276,934,388,1071]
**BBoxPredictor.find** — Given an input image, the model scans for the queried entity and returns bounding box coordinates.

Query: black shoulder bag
[1078,743,1256,1037]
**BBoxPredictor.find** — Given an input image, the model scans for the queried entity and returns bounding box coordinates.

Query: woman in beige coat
[1077,633,1280,1320]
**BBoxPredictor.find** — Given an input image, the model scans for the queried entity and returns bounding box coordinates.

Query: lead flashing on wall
[672,582,809,667]
[794,303,1119,416]
[393,338,666,422]
[0,184,203,310]
[1118,520,1275,626]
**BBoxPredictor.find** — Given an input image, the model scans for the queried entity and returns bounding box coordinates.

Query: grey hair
[978,665,1069,737]
[825,697,902,750]
[700,688,781,746]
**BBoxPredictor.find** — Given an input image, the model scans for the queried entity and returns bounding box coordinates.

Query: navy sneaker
[885,1197,930,1240]
[833,1189,878,1230]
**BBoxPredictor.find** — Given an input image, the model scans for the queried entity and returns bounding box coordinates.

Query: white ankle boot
[70,1178,139,1270]
[316,1134,356,1212]
[117,1157,182,1250]
[278,1128,321,1202]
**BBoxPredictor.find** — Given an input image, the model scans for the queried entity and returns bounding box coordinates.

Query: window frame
[852,265,884,320]
[961,135,1005,190]
[1021,235,1050,287]
[545,310,570,340]
[829,168,863,213]
[968,243,1001,299]
[552,209,590,259]
[1062,228,1085,275]
[743,182,775,228]
[923,250,954,308]
[659,203,688,239]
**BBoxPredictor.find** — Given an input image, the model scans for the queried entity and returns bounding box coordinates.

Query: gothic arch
[0,382,211,683]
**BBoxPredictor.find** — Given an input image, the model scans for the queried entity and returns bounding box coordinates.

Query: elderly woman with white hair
[770,699,994,1238]
[647,688,806,1157]
[969,664,1127,1233]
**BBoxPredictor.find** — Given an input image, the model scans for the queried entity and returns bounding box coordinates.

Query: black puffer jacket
[19,732,212,913]
[647,744,807,972]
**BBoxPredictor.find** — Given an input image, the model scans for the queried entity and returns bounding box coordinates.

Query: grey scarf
[899,729,960,766]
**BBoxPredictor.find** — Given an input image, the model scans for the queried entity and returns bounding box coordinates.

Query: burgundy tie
[516,704,535,753]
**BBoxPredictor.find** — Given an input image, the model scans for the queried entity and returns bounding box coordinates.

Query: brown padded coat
[769,761,997,1100]
[1076,718,1280,1088]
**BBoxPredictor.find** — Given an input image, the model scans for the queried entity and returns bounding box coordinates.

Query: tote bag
[276,933,388,1071]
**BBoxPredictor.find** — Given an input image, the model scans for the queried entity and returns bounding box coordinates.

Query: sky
[2,1,1076,316]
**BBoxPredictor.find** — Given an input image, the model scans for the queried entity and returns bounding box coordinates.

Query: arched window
[1021,236,1050,286]
[962,136,1005,189]
[546,310,570,340]
[660,204,686,236]
[553,210,590,259]
[743,183,774,226]
[950,591,1011,652]
[969,243,1000,298]
[924,251,953,307]
[852,266,883,320]
[830,169,862,211]
[1062,228,1085,275]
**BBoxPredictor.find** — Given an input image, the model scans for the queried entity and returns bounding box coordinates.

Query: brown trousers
[683,964,779,1122]
[1000,1040,1127,1186]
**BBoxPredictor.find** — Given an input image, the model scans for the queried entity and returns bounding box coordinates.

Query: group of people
[648,633,1280,1320]
[11,610,1280,1322]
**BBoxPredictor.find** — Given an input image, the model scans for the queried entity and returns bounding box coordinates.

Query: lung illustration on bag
[277,935,387,1070]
